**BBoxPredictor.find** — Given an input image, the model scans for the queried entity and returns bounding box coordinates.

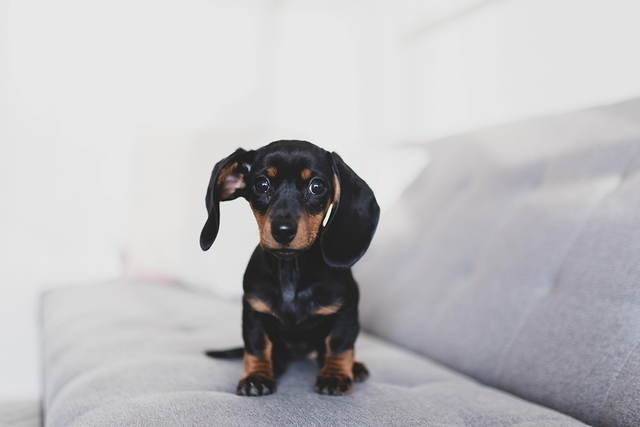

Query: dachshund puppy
[201,140,379,396]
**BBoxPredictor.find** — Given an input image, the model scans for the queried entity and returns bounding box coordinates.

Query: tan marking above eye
[301,168,312,180]
[267,167,278,178]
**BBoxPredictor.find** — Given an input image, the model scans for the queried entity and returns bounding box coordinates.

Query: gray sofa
[41,98,640,426]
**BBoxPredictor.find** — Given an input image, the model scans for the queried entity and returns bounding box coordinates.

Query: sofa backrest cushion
[354,98,640,427]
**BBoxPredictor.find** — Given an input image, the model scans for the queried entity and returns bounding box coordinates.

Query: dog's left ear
[200,148,256,251]
[321,152,380,269]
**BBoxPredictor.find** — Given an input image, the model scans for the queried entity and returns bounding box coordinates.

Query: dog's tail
[205,347,244,359]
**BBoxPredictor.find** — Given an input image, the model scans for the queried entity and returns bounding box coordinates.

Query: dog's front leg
[315,309,368,396]
[236,300,276,396]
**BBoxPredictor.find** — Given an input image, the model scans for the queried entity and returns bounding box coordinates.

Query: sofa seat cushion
[42,281,585,426]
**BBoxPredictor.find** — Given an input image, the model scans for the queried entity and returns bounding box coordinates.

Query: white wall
[1,0,640,401]
[361,0,640,143]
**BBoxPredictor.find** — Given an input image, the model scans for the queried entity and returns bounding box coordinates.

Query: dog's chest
[277,274,311,322]
[272,262,333,326]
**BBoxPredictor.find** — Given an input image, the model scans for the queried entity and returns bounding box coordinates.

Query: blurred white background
[1,0,640,401]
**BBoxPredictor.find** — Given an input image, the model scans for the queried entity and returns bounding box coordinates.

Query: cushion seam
[597,338,640,426]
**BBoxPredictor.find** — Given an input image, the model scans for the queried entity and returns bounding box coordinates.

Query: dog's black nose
[271,218,297,244]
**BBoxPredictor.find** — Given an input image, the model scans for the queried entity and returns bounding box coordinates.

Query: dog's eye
[253,177,270,194]
[308,179,327,196]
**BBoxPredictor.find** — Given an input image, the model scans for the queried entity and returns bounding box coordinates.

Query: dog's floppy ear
[200,148,255,251]
[321,152,380,269]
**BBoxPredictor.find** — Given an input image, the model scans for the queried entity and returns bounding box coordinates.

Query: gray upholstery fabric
[354,98,640,427]
[0,400,41,427]
[41,282,585,426]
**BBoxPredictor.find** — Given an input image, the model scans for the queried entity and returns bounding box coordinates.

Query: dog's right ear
[200,148,256,251]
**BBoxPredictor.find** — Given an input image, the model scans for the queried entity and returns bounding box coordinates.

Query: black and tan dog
[201,140,379,396]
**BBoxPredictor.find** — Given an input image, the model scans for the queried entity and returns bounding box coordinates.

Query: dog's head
[200,140,379,269]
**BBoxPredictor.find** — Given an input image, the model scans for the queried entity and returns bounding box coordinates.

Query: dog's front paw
[236,375,276,396]
[314,372,353,396]
[352,361,369,382]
